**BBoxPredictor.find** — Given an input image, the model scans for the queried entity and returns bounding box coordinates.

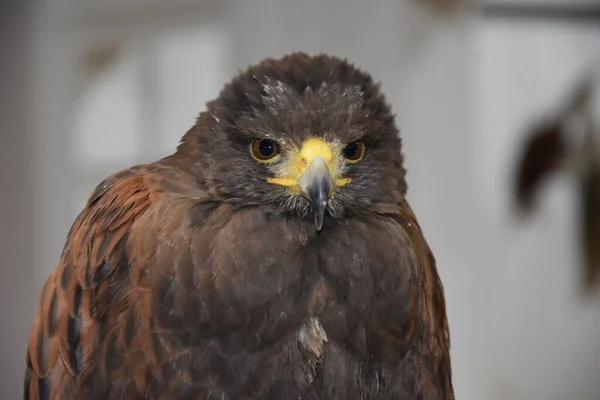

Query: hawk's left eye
[342,140,365,163]
[251,139,281,162]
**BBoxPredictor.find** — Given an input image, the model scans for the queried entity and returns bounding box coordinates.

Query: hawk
[25,52,454,399]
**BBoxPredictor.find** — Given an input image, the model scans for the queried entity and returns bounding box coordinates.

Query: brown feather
[24,162,181,399]
[397,201,453,399]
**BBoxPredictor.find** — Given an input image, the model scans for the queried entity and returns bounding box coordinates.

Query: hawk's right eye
[251,139,281,163]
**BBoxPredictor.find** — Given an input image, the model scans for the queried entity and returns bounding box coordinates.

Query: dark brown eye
[251,139,280,162]
[342,141,365,162]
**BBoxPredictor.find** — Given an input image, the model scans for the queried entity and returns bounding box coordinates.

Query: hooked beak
[296,156,334,231]
[266,137,351,231]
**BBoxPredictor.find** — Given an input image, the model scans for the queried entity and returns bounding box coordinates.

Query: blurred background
[1,0,600,398]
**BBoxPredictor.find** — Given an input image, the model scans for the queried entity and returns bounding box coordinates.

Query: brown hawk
[25,52,454,399]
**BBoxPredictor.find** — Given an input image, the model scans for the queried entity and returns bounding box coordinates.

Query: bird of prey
[514,76,600,291]
[25,52,454,399]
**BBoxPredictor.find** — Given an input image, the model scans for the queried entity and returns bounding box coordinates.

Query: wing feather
[24,165,165,399]
[397,200,454,400]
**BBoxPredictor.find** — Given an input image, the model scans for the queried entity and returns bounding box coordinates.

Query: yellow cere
[267,137,352,191]
[298,138,333,164]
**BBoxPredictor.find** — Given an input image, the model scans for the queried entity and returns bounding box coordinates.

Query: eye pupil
[343,142,358,158]
[251,139,280,162]
[343,141,364,162]
[259,140,275,157]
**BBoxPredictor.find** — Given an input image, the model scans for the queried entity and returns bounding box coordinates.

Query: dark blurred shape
[514,120,566,213]
[80,42,122,78]
[513,74,600,291]
[514,77,592,213]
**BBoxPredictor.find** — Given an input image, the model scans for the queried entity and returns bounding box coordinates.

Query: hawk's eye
[342,141,365,163]
[251,139,280,162]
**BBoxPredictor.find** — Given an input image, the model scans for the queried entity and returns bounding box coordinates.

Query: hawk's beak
[267,137,349,231]
[296,156,334,231]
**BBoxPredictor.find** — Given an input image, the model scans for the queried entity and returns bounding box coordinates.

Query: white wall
[1,0,599,399]
[472,19,600,399]
[0,3,37,399]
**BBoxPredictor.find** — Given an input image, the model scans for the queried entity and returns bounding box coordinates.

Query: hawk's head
[179,52,406,231]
